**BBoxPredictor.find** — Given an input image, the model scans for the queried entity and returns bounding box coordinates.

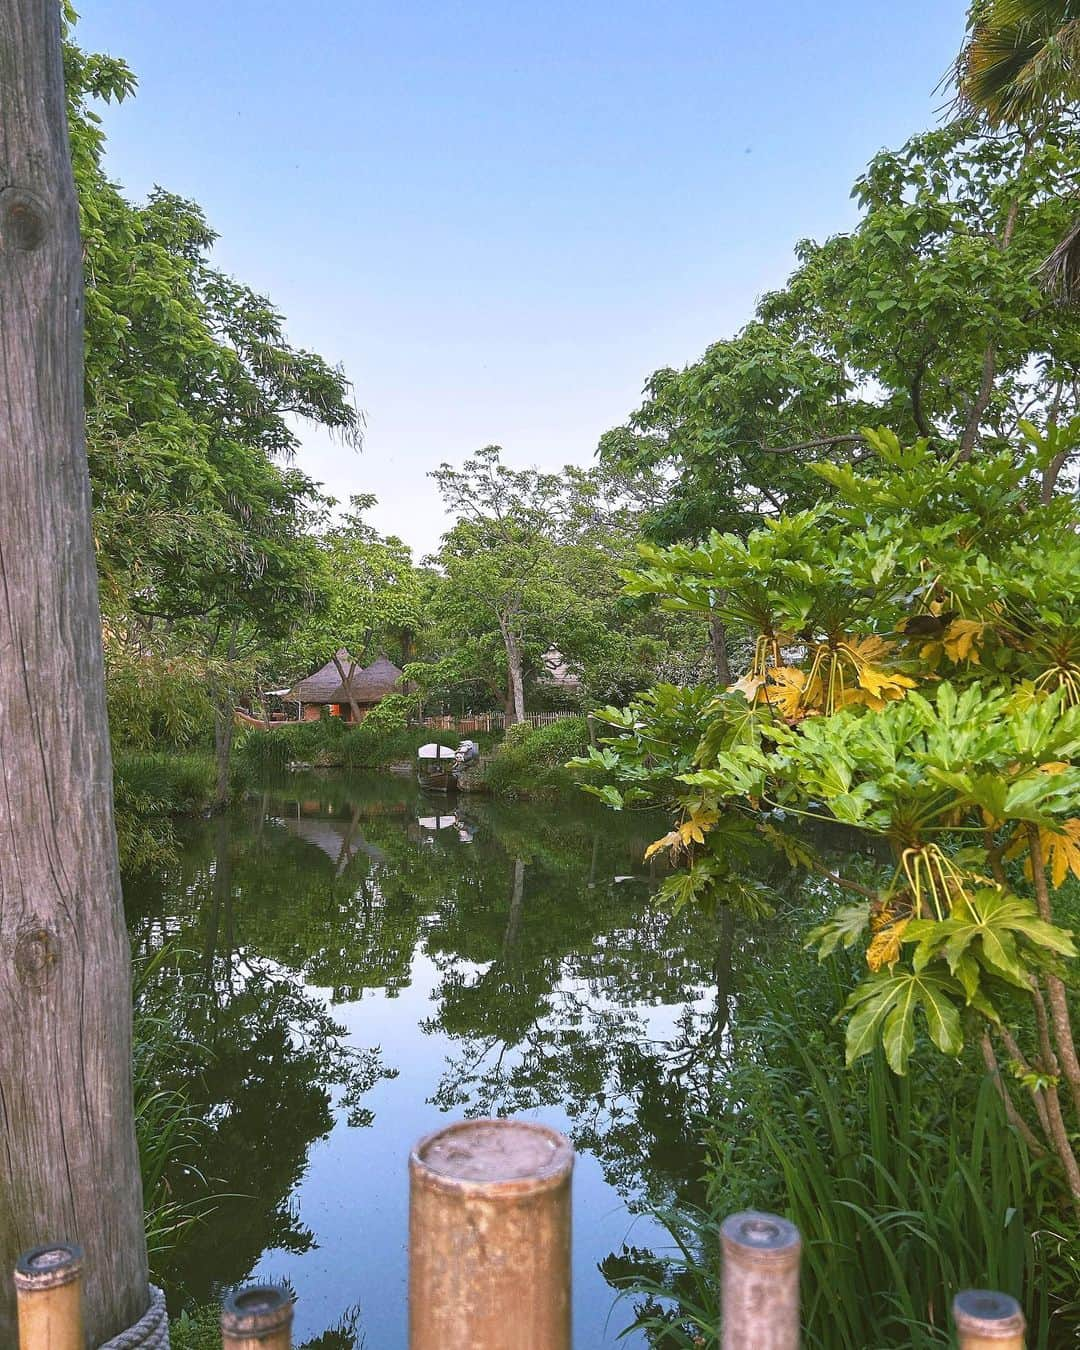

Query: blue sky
[76,1,966,553]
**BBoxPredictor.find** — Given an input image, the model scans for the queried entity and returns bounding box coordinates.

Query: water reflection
[125,773,732,1346]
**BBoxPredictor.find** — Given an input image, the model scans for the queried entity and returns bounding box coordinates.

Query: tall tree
[430,448,584,724]
[0,1,149,1342]
[954,1,1080,298]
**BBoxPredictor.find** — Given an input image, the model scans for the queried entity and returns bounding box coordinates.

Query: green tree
[66,20,359,792]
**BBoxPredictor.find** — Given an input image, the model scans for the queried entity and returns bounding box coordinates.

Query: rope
[99,1286,170,1350]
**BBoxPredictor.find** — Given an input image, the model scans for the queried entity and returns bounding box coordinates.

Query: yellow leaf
[1007,820,1080,889]
[866,917,911,972]
[943,618,985,665]
[844,634,895,664]
[1043,820,1080,889]
[763,666,812,721]
[729,673,765,702]
[857,665,918,701]
[679,807,720,847]
[644,831,681,861]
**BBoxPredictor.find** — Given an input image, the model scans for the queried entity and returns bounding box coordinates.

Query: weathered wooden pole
[0,2,150,1343]
[409,1118,573,1349]
[720,1212,801,1350]
[953,1290,1026,1350]
[221,1286,294,1350]
[14,1245,84,1350]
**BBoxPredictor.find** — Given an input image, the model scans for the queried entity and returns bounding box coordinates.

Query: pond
[125,771,734,1347]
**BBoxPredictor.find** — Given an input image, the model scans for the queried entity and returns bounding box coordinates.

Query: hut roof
[285,648,359,704]
[540,647,581,690]
[326,654,404,706]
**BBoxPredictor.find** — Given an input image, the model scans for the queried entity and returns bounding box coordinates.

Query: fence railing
[419,710,578,733]
[14,1117,1027,1349]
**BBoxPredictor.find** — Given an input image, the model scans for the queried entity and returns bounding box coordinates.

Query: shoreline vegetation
[113,717,597,870]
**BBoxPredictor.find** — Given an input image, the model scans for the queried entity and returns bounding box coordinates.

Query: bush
[113,751,247,870]
[480,716,591,798]
[238,715,447,774]
[616,950,1078,1348]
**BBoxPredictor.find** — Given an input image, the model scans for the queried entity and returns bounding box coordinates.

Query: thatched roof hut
[285,648,359,705]
[326,654,404,707]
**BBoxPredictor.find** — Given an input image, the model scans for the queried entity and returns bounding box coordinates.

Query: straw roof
[285,648,358,704]
[325,654,404,706]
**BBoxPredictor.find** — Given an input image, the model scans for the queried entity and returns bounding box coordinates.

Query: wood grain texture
[0,2,149,1343]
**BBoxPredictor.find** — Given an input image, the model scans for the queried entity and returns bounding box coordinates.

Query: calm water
[125,772,731,1347]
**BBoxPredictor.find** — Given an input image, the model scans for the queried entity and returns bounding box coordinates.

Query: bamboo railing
[14,1117,1027,1349]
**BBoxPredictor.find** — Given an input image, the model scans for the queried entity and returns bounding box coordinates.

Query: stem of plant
[1026,824,1080,1120]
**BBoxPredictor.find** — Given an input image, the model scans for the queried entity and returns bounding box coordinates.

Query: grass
[113,749,249,870]
[236,716,441,772]
[616,956,1079,1348]
[132,947,215,1267]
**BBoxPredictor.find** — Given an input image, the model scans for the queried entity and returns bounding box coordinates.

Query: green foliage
[480,717,592,799]
[618,960,1076,1348]
[133,949,213,1267]
[955,0,1080,128]
[169,1303,222,1350]
[236,717,435,774]
[113,751,248,870]
[591,429,1080,1197]
[600,121,1080,547]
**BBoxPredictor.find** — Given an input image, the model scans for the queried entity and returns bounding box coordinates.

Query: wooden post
[221,1285,293,1350]
[720,1212,801,1350]
[0,2,150,1343]
[409,1118,573,1350]
[14,1244,83,1350]
[953,1290,1025,1349]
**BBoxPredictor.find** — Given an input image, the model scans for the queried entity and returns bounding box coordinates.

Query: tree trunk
[332,652,362,722]
[214,702,235,811]
[499,619,526,725]
[709,609,732,685]
[0,3,150,1342]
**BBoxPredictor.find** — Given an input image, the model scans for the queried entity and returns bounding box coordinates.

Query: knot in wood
[15,924,59,988]
[0,187,49,252]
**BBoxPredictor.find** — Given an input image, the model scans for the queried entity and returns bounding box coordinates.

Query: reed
[618,961,1078,1348]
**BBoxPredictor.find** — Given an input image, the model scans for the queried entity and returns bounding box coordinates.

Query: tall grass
[132,947,215,1268]
[618,964,1078,1348]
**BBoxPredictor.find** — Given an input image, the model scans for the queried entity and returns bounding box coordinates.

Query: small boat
[416,743,459,792]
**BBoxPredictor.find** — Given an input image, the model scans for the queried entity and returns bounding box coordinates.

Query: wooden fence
[419,710,578,734]
[14,1118,1026,1350]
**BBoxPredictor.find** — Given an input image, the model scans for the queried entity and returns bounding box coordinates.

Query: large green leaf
[843,968,965,1074]
[905,887,1075,992]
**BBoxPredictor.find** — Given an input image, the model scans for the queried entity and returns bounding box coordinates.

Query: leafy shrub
[481,716,591,798]
[617,951,1078,1348]
[105,648,217,752]
[238,715,447,773]
[113,751,247,870]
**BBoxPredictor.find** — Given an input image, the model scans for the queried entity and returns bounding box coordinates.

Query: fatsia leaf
[942,618,985,663]
[1039,819,1080,889]
[806,902,871,959]
[842,968,965,1074]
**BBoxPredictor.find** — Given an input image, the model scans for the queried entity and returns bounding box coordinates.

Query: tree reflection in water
[123,771,784,1343]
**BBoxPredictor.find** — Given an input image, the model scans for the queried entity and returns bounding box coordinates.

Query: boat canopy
[417,743,457,760]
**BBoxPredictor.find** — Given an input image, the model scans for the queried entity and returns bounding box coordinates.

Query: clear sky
[76,1,966,554]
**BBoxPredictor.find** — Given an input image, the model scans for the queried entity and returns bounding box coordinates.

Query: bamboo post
[953,1290,1025,1349]
[409,1118,574,1350]
[720,1211,801,1350]
[221,1285,294,1350]
[14,1244,84,1350]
